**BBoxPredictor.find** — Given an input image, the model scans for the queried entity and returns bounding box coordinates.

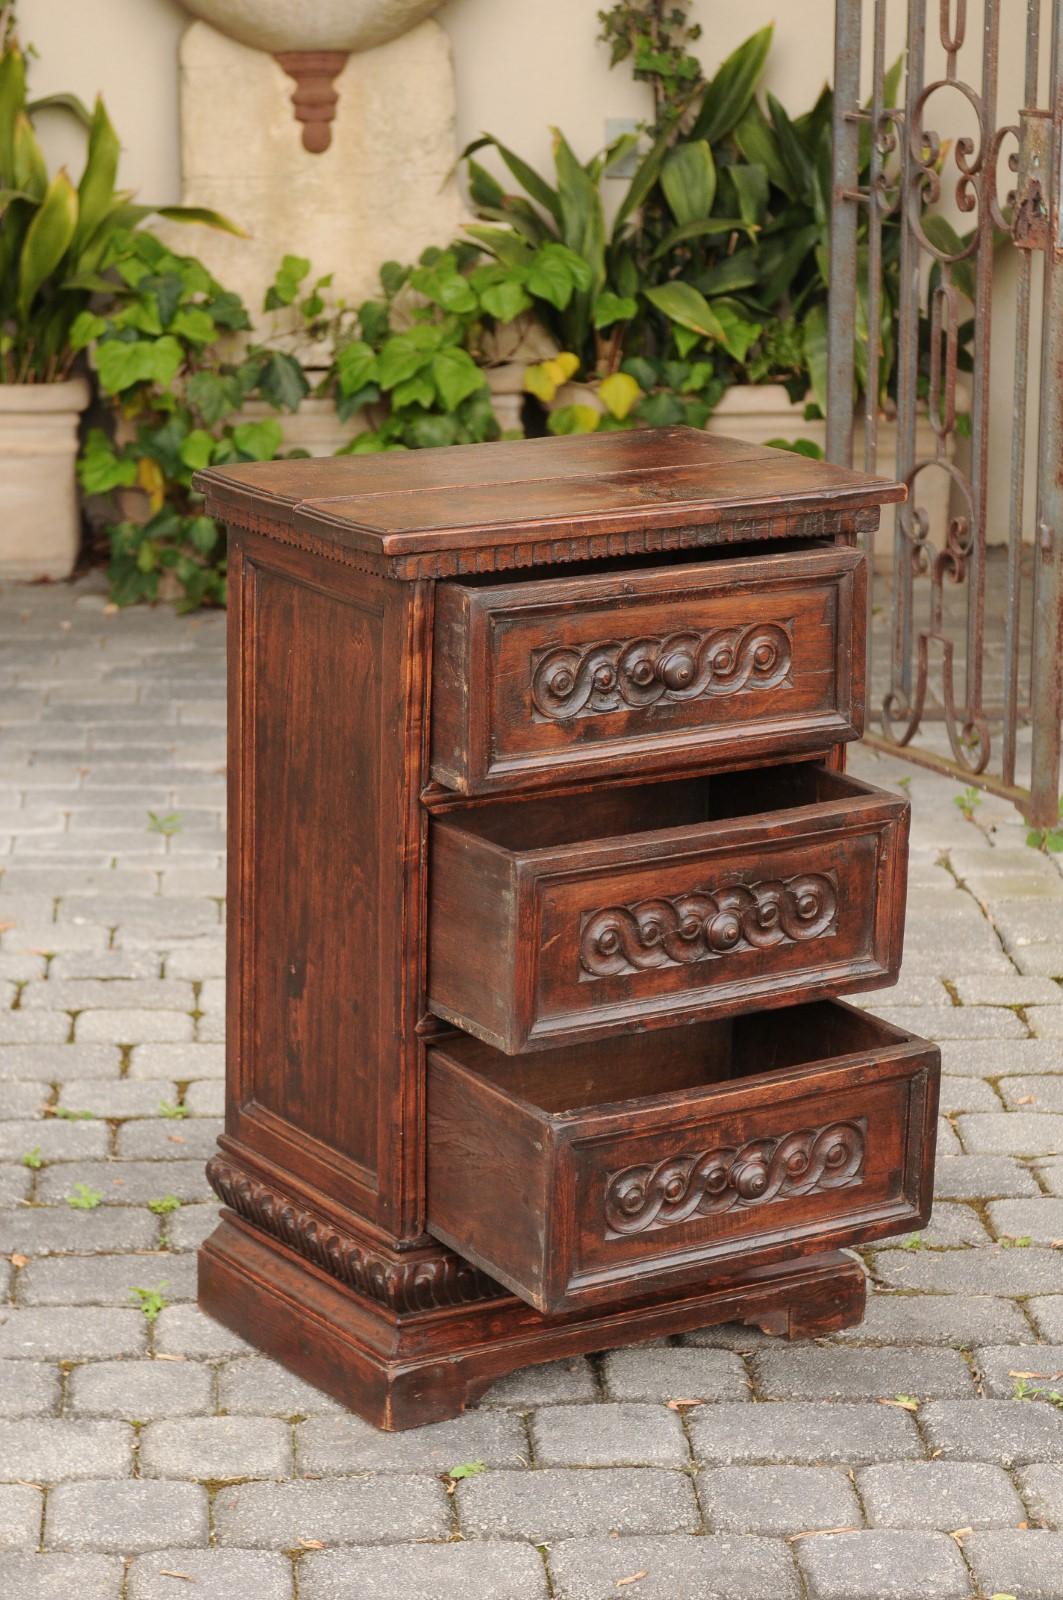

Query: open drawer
[430,543,865,794]
[428,764,909,1054]
[426,1000,938,1314]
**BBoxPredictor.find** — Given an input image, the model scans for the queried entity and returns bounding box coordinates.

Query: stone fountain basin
[179,0,446,54]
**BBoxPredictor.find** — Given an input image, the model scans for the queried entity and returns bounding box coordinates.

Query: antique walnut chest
[195,426,939,1429]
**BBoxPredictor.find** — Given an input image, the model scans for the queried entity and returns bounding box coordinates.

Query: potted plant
[0,23,238,581]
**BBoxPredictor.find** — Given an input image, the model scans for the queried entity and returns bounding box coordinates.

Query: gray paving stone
[19,1250,196,1306]
[750,1346,974,1400]
[1039,1155,1063,1194]
[0,1203,161,1259]
[937,1076,1002,1113]
[920,1398,1063,1464]
[297,1409,528,1472]
[964,1529,1063,1599]
[547,1534,800,1600]
[936,1117,964,1157]
[999,1075,1063,1111]
[456,1467,699,1540]
[2,924,109,955]
[45,1478,208,1551]
[1029,1006,1063,1037]
[0,1306,147,1359]
[74,1011,194,1044]
[69,1358,214,1418]
[55,1079,179,1119]
[140,1415,292,1480]
[127,1549,294,1600]
[162,946,226,981]
[876,1005,1027,1039]
[480,1358,598,1407]
[957,1111,1063,1154]
[128,1042,224,1080]
[299,1543,547,1600]
[937,1038,1063,1076]
[0,1482,44,1548]
[0,953,47,981]
[0,1163,30,1202]
[216,1356,341,1416]
[0,1044,121,1081]
[0,1080,48,1119]
[183,1079,223,1116]
[0,1553,123,1599]
[688,1402,922,1465]
[0,1118,106,1162]
[601,1347,750,1402]
[164,1203,219,1250]
[973,1345,1063,1399]
[830,1291,1036,1346]
[1017,1464,1063,1529]
[953,974,1063,1005]
[697,1465,861,1536]
[904,1200,992,1247]
[115,1118,221,1159]
[857,1459,1025,1529]
[1028,1297,1063,1340]
[154,1303,253,1358]
[933,1154,1041,1197]
[794,1529,972,1599]
[530,1403,688,1468]
[195,1013,225,1042]
[36,1160,211,1206]
[1012,945,1063,976]
[22,980,194,1012]
[50,953,162,981]
[0,1017,71,1050]
[0,1419,132,1481]
[213,1476,449,1545]
[873,1245,1063,1294]
[0,1357,60,1416]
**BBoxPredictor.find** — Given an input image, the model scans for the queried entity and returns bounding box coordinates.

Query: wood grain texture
[425,999,937,1313]
[428,765,909,1053]
[430,543,865,793]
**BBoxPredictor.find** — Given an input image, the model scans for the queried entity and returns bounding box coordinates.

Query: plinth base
[199,1212,867,1430]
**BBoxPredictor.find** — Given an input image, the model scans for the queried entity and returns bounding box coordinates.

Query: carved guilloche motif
[530,621,792,721]
[604,1119,867,1236]
[579,872,837,979]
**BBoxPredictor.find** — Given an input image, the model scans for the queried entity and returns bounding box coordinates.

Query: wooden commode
[195,426,940,1430]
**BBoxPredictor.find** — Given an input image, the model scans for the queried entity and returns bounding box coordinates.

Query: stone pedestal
[174,18,465,321]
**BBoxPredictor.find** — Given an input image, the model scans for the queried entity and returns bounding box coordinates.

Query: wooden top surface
[194,427,903,575]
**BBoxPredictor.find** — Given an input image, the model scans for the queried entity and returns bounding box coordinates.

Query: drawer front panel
[425,1004,939,1314]
[430,546,865,793]
[532,817,899,1046]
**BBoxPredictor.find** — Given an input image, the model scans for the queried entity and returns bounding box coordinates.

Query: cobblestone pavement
[1,574,1062,1600]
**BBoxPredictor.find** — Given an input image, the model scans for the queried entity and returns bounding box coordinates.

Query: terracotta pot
[0,378,90,581]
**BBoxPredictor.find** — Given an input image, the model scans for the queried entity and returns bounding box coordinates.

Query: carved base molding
[206,1154,503,1314]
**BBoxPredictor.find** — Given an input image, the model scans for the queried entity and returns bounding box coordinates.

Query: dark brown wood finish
[430,544,865,793]
[195,427,935,1428]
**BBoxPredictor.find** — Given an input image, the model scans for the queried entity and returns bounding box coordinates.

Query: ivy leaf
[377,335,430,391]
[78,428,137,494]
[169,306,216,345]
[547,403,600,435]
[479,277,532,322]
[254,350,310,412]
[187,516,218,554]
[139,271,184,328]
[264,252,311,309]
[712,299,763,362]
[69,310,106,351]
[335,340,378,396]
[391,371,437,410]
[95,335,183,394]
[231,418,282,460]
[187,370,240,425]
[178,430,216,472]
[431,347,485,411]
[598,371,641,420]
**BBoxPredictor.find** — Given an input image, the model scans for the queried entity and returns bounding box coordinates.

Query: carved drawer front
[426,1000,938,1314]
[428,764,908,1055]
[429,544,865,794]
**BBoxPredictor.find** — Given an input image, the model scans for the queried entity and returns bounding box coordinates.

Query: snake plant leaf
[0,184,34,213]
[27,90,94,127]
[802,302,829,415]
[74,96,120,255]
[734,102,793,198]
[461,134,562,227]
[611,118,676,237]
[155,204,246,237]
[13,111,47,198]
[463,223,535,268]
[661,140,717,227]
[644,281,727,342]
[691,25,773,145]
[552,128,605,287]
[649,216,752,262]
[17,167,77,316]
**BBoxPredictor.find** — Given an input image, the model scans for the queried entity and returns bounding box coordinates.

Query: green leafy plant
[130,1282,168,1321]
[446,1461,486,1482]
[148,1194,182,1215]
[66,1183,102,1209]
[52,1105,97,1120]
[157,1099,189,1120]
[0,29,239,383]
[597,0,705,133]
[20,1145,42,1168]
[147,810,183,836]
[1026,798,1063,854]
[953,787,982,821]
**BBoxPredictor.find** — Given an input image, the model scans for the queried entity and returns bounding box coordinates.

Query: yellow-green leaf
[0,44,26,186]
[12,111,46,199]
[661,141,716,227]
[643,281,726,342]
[547,403,600,436]
[17,167,78,316]
[74,95,119,257]
[599,371,641,420]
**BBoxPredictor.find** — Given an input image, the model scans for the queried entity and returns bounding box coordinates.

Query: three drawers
[426,1001,938,1313]
[428,764,909,1053]
[430,544,865,793]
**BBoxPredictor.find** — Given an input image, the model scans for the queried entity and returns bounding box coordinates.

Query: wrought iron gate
[828,0,1063,824]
